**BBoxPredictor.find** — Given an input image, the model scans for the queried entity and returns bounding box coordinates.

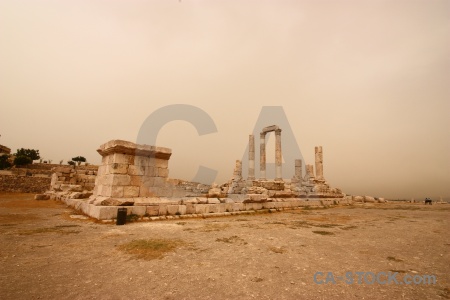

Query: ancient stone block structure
[94,140,173,198]
[43,126,349,220]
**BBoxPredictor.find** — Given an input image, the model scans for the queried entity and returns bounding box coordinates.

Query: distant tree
[72,156,86,166]
[15,148,40,161]
[0,155,11,170]
[67,161,76,166]
[59,160,63,165]
[14,155,33,166]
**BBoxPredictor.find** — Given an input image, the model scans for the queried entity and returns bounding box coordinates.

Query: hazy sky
[1,0,449,199]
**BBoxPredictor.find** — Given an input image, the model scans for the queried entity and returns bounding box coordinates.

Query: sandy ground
[0,193,449,300]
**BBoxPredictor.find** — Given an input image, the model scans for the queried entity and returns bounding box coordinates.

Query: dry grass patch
[18,226,81,235]
[118,239,183,260]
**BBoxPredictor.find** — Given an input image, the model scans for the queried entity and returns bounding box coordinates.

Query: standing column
[294,159,302,180]
[275,129,282,180]
[248,134,255,180]
[233,160,242,180]
[260,132,266,180]
[315,146,324,181]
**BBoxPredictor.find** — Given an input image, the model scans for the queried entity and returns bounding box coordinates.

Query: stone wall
[0,174,51,193]
[50,166,98,191]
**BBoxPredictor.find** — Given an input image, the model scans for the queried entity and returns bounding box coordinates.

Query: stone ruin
[42,125,351,220]
[219,125,344,201]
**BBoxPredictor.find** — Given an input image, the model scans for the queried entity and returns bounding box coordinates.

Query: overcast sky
[1,0,449,200]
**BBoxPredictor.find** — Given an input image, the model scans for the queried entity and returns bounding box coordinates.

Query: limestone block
[134,156,150,167]
[144,166,156,177]
[364,196,376,203]
[194,204,208,214]
[157,168,169,178]
[111,186,124,198]
[208,188,221,197]
[109,174,131,186]
[111,153,135,165]
[129,175,142,187]
[141,177,155,188]
[97,165,107,176]
[208,204,219,213]
[158,205,168,215]
[178,205,187,215]
[172,189,188,198]
[139,185,155,197]
[97,206,123,220]
[377,198,386,203]
[128,165,145,176]
[185,203,195,214]
[196,198,208,204]
[146,206,159,216]
[154,158,168,168]
[207,198,221,204]
[233,203,244,211]
[153,177,167,187]
[99,198,134,206]
[123,186,139,197]
[108,163,128,174]
[262,202,275,209]
[130,206,146,216]
[353,196,364,202]
[159,187,173,197]
[167,205,181,215]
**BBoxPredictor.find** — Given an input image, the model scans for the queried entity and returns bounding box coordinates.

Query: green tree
[71,156,86,166]
[14,155,32,166]
[0,155,11,170]
[67,161,76,166]
[15,148,40,161]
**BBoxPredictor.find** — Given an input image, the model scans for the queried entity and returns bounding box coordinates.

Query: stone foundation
[0,175,51,193]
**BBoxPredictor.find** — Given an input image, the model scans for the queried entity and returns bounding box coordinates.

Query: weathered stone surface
[146,206,159,216]
[364,196,376,203]
[353,196,364,202]
[244,194,268,203]
[34,194,50,200]
[100,198,134,206]
[97,139,171,160]
[123,186,139,197]
[207,198,221,204]
[253,181,284,191]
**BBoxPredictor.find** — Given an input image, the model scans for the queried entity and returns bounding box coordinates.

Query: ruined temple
[42,125,349,220]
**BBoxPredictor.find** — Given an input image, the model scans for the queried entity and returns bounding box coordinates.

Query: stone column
[294,159,302,180]
[248,134,255,180]
[315,146,324,181]
[233,160,242,180]
[260,132,266,180]
[305,164,315,181]
[275,129,282,181]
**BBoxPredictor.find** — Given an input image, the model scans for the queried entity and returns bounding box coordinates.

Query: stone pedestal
[94,140,172,198]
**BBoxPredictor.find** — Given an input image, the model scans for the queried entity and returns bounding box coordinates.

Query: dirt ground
[0,193,449,300]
